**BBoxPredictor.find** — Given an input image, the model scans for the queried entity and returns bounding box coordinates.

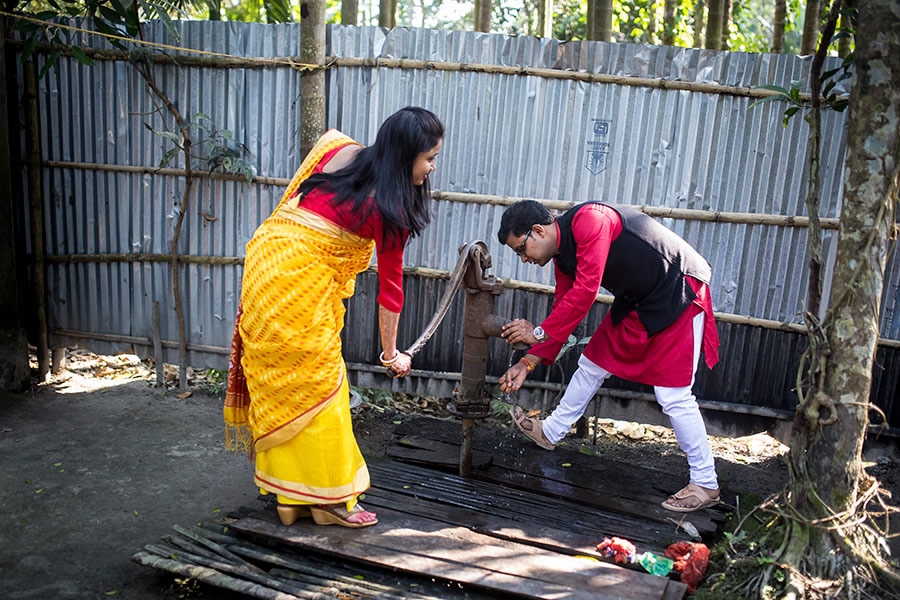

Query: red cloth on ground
[528,205,719,388]
[664,542,710,593]
[296,145,407,312]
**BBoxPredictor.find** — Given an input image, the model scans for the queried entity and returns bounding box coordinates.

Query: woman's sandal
[509,407,556,451]
[276,504,312,526]
[661,483,720,512]
[310,503,379,528]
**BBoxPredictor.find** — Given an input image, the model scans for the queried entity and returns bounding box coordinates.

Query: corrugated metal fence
[12,22,900,428]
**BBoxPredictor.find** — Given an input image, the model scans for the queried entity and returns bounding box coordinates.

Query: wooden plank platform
[138,416,728,599]
[232,499,686,600]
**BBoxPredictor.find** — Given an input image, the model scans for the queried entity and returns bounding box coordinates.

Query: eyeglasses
[515,230,533,257]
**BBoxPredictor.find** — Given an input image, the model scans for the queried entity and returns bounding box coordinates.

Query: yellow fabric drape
[226,130,374,505]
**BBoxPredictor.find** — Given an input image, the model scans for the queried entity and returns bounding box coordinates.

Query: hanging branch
[132,20,193,391]
[799,0,843,408]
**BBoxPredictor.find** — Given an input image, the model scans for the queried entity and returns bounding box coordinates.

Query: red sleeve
[373,211,406,313]
[529,206,620,363]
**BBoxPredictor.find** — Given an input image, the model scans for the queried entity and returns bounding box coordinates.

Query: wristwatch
[532,326,546,342]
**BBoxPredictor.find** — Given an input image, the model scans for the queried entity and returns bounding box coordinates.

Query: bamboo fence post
[152,301,164,387]
[24,60,49,381]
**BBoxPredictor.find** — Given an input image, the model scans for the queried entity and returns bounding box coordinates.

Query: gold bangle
[519,357,537,373]
[379,351,400,366]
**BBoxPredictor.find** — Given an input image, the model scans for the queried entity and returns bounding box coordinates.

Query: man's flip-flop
[661,483,720,512]
[509,407,556,451]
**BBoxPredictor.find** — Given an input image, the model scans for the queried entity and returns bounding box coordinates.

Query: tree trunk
[837,10,852,58]
[791,0,898,536]
[24,61,49,382]
[801,0,822,55]
[341,0,358,26]
[0,16,30,391]
[586,0,594,39]
[773,0,786,53]
[662,0,678,45]
[720,0,731,49]
[594,0,613,41]
[379,0,396,29]
[537,0,553,38]
[692,0,705,48]
[474,0,491,32]
[207,0,221,20]
[300,0,326,158]
[647,1,657,44]
[705,0,723,49]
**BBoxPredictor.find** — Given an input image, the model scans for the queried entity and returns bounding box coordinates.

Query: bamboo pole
[24,60,49,381]
[38,160,844,230]
[5,40,836,102]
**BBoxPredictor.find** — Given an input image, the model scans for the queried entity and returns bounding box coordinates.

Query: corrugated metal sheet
[327,26,854,328]
[13,22,898,419]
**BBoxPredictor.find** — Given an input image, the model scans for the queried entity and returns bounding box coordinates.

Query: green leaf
[35,488,44,494]
[53,462,62,467]
[144,0,181,43]
[133,510,139,516]
[832,99,849,112]
[748,95,791,109]
[35,10,58,20]
[47,0,62,10]
[822,80,836,97]
[109,0,130,18]
[403,485,410,489]
[821,67,841,81]
[105,591,118,596]
[99,5,124,25]
[753,84,790,96]
[219,129,233,139]
[353,575,365,580]
[211,507,221,513]
[561,462,571,467]
[392,420,402,425]
[71,46,96,67]
[789,87,800,103]
[194,112,212,121]
[782,106,800,128]
[159,147,180,168]
[21,36,38,63]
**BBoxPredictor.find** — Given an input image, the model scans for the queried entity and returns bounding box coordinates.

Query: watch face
[533,326,545,340]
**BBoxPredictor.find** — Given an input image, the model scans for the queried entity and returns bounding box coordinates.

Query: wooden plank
[383,443,722,536]
[362,485,668,557]
[231,508,685,600]
[367,462,688,551]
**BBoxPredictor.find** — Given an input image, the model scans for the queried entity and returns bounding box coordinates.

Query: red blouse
[529,204,719,387]
[297,145,407,313]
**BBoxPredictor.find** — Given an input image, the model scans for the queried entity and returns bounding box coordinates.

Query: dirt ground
[2,348,898,599]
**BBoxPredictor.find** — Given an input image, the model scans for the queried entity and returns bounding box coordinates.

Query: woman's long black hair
[296,106,444,246]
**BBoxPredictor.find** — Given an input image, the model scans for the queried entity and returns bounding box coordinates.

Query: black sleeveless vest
[555,202,711,337]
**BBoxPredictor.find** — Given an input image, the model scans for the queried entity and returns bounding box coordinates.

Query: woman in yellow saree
[225,107,444,528]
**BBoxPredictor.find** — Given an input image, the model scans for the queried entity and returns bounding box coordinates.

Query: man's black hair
[497,200,555,244]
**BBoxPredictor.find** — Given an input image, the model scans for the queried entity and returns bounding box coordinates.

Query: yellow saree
[225,130,374,507]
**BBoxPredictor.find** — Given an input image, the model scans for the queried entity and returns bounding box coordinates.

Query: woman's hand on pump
[380,349,411,378]
[389,352,411,377]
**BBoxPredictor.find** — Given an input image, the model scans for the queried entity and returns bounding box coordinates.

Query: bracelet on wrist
[519,356,537,373]
[379,351,400,366]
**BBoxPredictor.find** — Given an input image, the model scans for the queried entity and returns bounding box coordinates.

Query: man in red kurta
[498,200,720,512]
